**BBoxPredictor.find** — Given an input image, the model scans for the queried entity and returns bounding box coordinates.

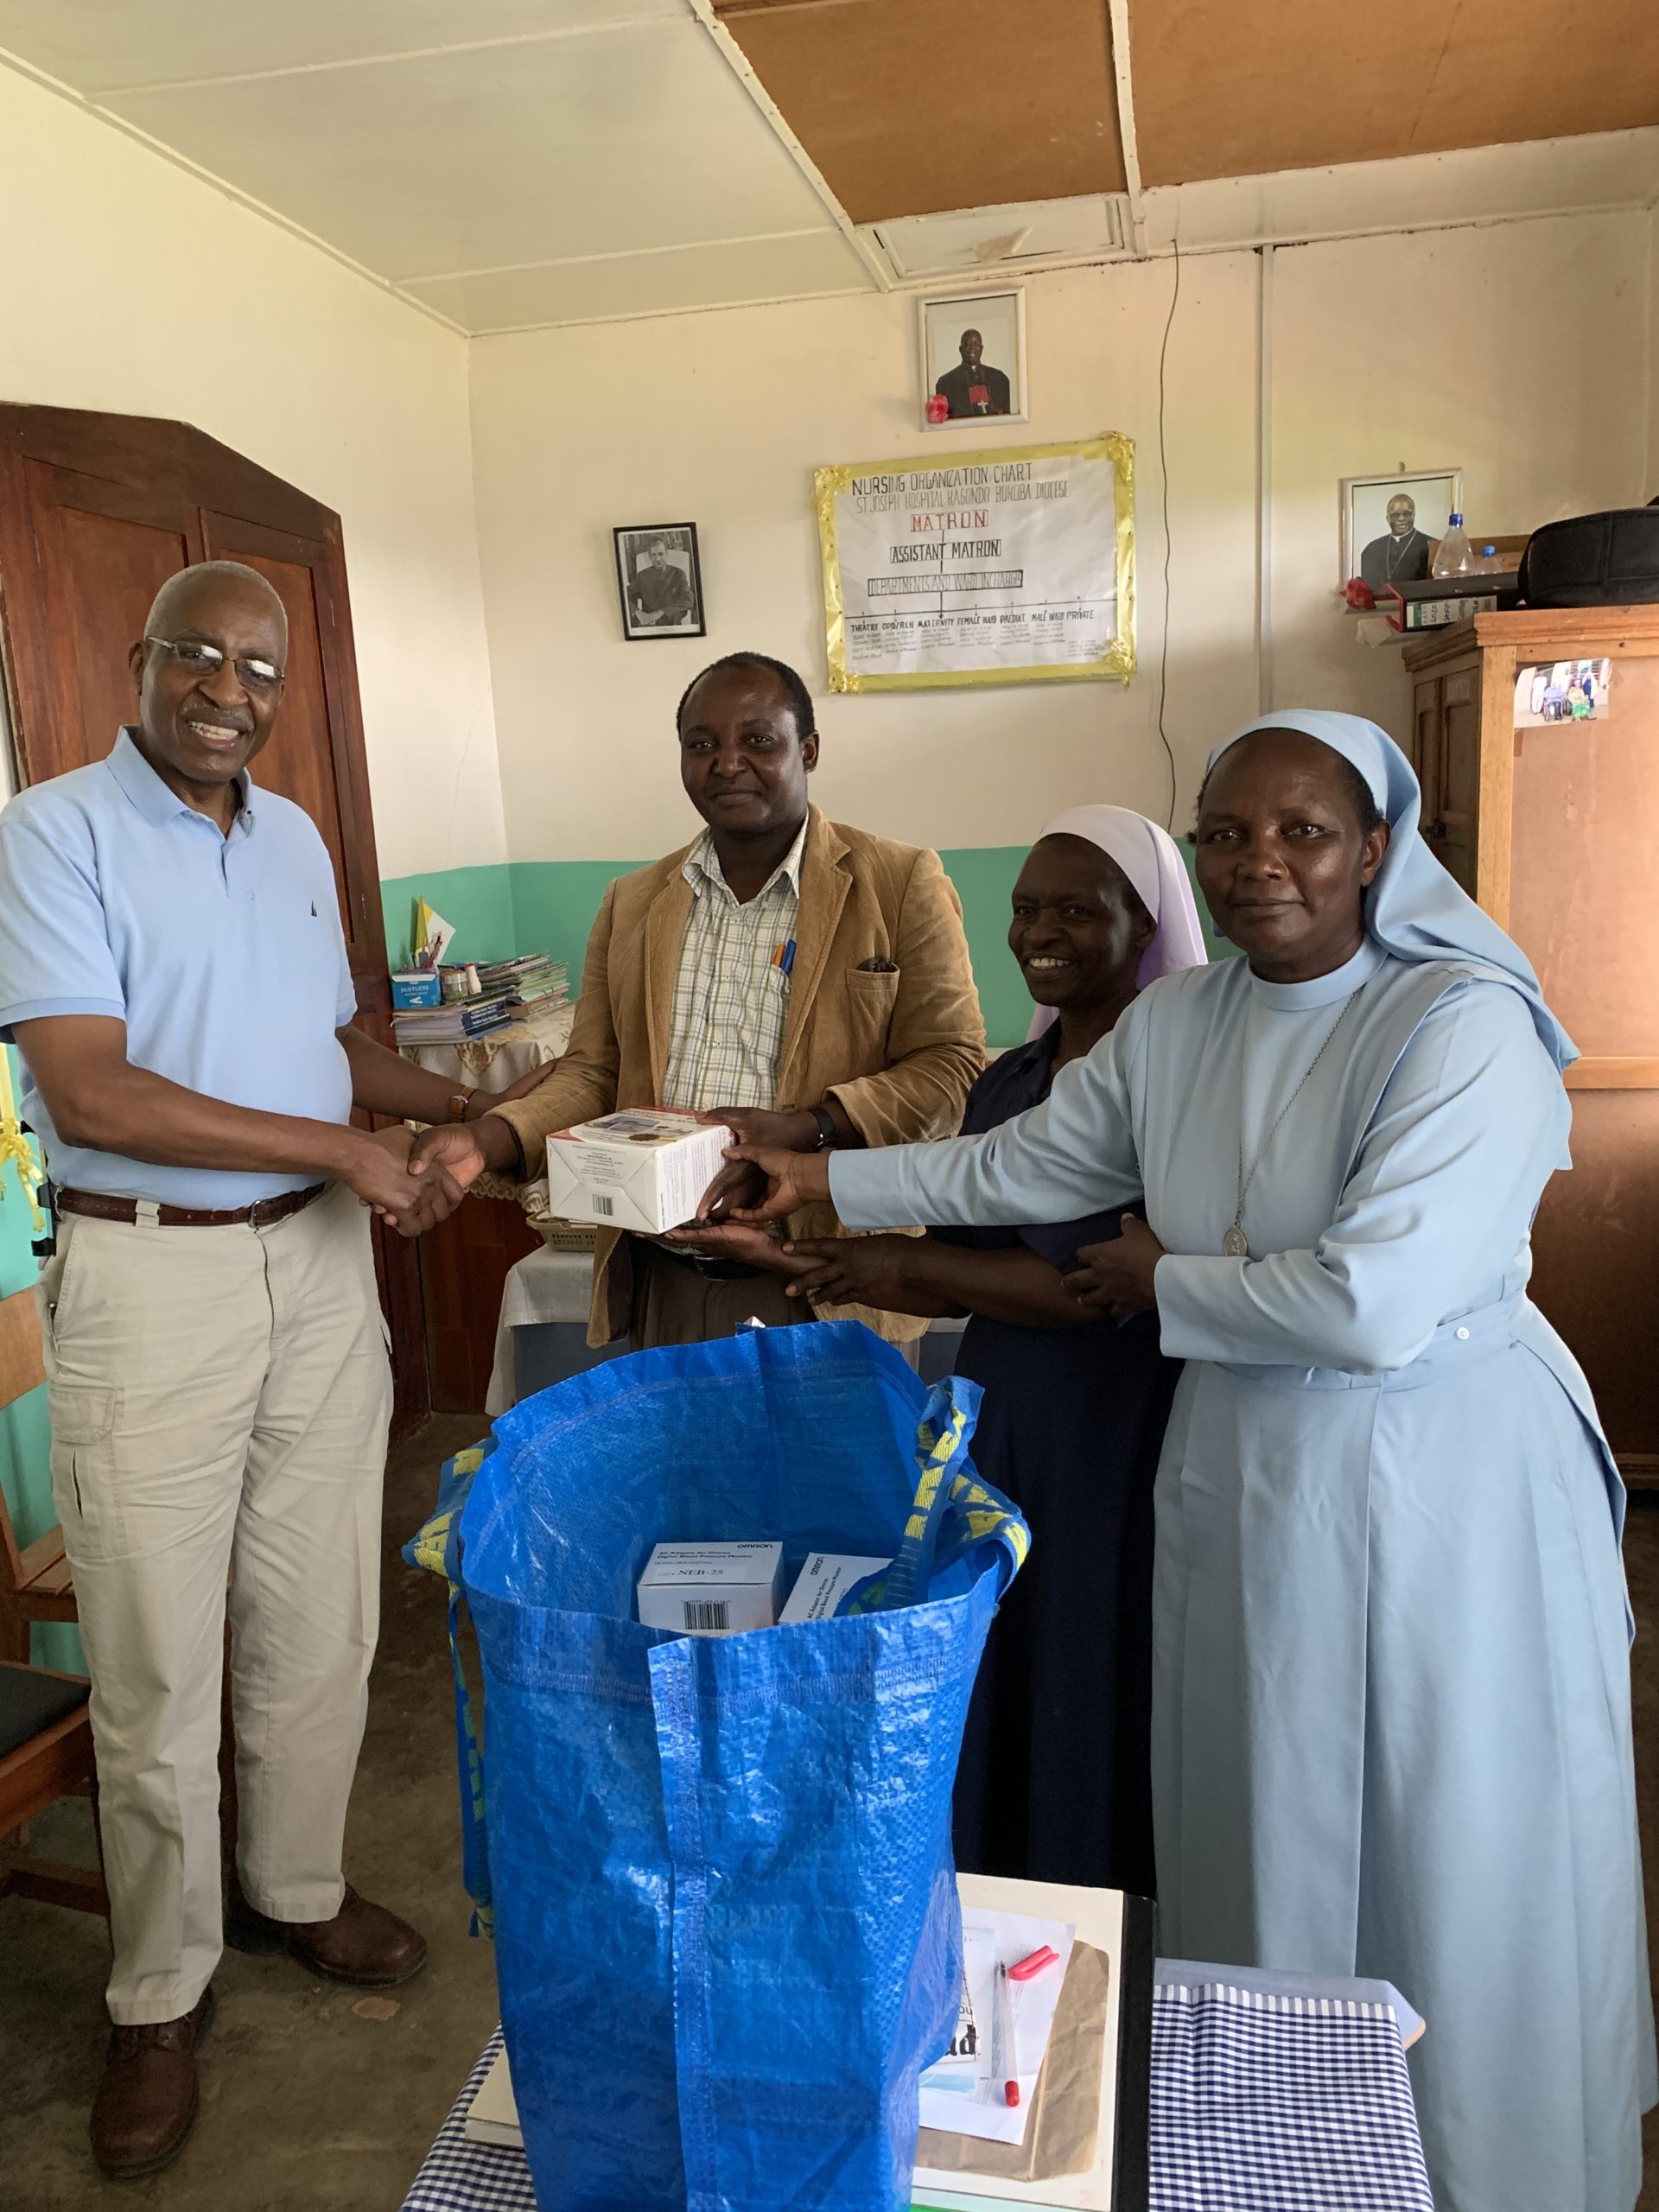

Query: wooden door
[1408,668,1442,792]
[1408,658,1479,896]
[1427,662,1480,897]
[0,404,428,1437]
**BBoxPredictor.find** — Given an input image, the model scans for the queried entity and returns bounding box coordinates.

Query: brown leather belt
[56,1183,328,1230]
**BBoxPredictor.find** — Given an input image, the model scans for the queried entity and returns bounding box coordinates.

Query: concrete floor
[1,1414,499,2212]
[4,1427,1659,2209]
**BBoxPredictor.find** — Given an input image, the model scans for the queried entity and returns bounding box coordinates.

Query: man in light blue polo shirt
[0,562,507,2179]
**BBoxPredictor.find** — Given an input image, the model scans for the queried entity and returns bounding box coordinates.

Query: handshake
[340,1059,558,1237]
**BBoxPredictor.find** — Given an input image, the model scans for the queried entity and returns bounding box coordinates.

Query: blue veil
[1206,710,1577,1072]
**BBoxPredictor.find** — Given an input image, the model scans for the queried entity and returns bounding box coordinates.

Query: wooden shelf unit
[1403,607,1659,1481]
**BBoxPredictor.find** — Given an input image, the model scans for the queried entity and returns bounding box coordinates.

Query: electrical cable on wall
[1153,234,1182,830]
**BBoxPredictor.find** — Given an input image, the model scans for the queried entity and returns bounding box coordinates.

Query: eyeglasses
[144,636,285,690]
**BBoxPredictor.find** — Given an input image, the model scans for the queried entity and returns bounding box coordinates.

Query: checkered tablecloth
[1149,1979,1433,2211]
[403,1980,1432,2212]
[404,2032,533,2212]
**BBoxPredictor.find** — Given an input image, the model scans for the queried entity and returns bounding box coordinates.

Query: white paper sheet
[918,1906,1076,2146]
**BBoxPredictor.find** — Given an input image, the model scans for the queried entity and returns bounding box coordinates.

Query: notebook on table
[911,1874,1154,2212]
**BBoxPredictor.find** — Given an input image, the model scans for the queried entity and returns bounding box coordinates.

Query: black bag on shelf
[1518,508,1659,607]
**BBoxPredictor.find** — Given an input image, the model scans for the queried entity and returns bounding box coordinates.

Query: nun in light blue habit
[765,712,1655,2212]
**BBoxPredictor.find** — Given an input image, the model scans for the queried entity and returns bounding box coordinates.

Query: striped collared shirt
[661,818,807,1111]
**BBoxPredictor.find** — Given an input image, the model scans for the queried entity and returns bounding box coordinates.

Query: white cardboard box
[637,1541,785,1636]
[543,1109,732,1236]
[780,1553,893,1624]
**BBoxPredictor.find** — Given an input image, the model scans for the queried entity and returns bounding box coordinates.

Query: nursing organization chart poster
[815,434,1135,693]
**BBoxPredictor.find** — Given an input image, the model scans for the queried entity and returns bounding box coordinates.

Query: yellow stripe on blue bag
[877,1376,1027,1612]
[402,1442,495,1937]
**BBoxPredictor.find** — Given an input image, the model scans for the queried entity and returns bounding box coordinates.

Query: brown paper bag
[916,1941,1111,2184]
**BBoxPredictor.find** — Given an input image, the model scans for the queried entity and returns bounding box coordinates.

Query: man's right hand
[344,1126,470,1236]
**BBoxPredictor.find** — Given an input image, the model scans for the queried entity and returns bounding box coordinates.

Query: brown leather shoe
[225,1880,428,1989]
[90,1984,215,2180]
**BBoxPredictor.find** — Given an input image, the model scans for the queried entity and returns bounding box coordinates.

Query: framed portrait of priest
[613,524,706,640]
[919,290,1027,430]
[1341,469,1462,591]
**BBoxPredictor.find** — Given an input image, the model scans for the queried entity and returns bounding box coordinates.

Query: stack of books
[474,954,569,1010]
[392,995,515,1046]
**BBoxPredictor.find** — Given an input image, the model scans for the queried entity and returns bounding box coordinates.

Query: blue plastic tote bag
[436,1319,1025,2212]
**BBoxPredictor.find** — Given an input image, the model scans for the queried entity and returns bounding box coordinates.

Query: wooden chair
[0,1284,75,1665]
[0,1659,107,1915]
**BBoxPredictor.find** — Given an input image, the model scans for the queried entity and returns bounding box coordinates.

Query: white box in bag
[638,1542,785,1636]
[543,1109,732,1236]
[779,1554,893,1624]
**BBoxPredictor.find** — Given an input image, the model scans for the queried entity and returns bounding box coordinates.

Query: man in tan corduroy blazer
[412,652,984,1349]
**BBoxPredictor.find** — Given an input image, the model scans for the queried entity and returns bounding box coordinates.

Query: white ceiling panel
[0,2,685,92]
[404,228,873,332]
[98,17,836,280]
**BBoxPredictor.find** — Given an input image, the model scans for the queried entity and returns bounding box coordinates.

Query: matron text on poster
[815,435,1135,693]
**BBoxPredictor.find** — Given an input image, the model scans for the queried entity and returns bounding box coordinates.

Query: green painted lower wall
[378,864,520,972]
[383,850,1041,1046]
[0,1054,79,1669]
[383,841,1229,1049]
[505,861,639,988]
[938,848,1029,1048]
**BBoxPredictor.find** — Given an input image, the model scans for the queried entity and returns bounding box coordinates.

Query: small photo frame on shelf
[613,524,705,641]
[918,290,1027,430]
[1340,469,1462,590]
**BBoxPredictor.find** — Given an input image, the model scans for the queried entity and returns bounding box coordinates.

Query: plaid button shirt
[660,819,807,1111]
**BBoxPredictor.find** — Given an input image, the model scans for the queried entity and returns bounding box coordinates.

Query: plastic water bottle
[1431,513,1477,579]
[1478,543,1501,574]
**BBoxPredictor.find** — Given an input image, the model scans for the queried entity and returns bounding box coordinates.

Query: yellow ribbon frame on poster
[815,433,1135,694]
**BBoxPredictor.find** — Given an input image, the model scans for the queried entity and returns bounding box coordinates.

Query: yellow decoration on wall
[0,1048,46,1236]
[814,432,1135,694]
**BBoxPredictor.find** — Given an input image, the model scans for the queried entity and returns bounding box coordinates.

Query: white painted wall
[470,257,1262,861]
[470,208,1653,861]
[0,65,507,879]
[1269,212,1653,726]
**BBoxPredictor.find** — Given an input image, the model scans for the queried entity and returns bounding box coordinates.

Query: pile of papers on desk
[474,953,569,1009]
[391,995,515,1044]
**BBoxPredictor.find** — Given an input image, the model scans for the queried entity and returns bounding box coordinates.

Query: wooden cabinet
[420,1197,542,1414]
[1403,608,1659,1478]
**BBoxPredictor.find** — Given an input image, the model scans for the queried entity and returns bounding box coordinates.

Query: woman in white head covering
[732,713,1653,2212]
[781,808,1207,1893]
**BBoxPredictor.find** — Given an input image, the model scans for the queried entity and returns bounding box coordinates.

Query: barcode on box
[683,1599,729,1632]
[592,1194,614,1217]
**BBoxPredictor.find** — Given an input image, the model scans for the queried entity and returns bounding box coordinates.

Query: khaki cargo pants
[38,1181,392,2024]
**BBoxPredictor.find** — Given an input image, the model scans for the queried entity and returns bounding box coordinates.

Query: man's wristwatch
[806,1104,838,1152]
[446,1088,476,1124]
